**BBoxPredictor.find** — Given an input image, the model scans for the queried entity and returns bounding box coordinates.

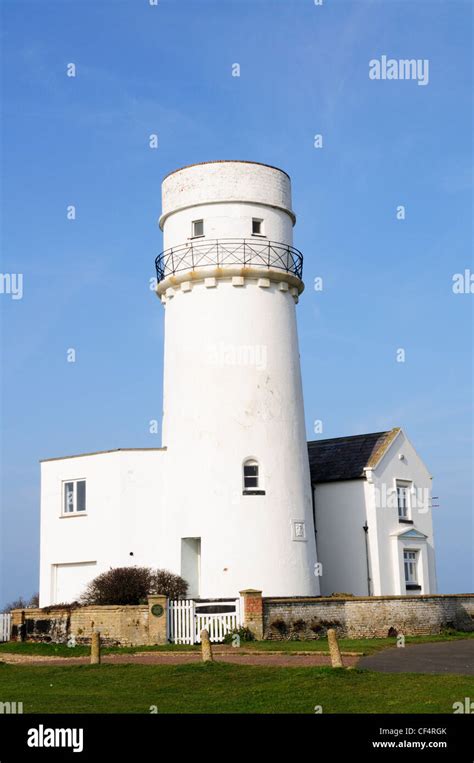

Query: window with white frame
[191,219,204,237]
[63,480,86,514]
[403,549,418,585]
[252,218,264,235]
[396,480,411,520]
[242,459,265,494]
[243,459,259,490]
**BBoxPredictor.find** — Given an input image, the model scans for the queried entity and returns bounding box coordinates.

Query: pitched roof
[307,428,400,483]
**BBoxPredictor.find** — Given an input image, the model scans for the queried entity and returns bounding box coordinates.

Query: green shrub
[80,566,188,606]
[151,570,188,600]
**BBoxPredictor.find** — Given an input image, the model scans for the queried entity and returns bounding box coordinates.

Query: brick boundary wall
[11,592,474,645]
[10,597,169,646]
[259,593,474,640]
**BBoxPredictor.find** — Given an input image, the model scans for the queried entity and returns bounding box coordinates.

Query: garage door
[53,562,97,604]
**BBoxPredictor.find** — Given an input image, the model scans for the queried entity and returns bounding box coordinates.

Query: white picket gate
[0,614,12,642]
[168,599,241,644]
[168,600,195,645]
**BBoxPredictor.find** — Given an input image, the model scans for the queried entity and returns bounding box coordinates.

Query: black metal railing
[155,238,303,283]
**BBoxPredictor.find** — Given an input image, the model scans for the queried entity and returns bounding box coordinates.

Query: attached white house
[39,449,167,606]
[37,160,438,606]
[310,427,437,598]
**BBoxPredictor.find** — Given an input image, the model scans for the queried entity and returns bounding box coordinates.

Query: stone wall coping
[12,604,149,616]
[75,605,149,611]
[263,593,474,603]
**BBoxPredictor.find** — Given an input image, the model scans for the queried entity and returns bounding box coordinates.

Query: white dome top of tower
[159,160,295,229]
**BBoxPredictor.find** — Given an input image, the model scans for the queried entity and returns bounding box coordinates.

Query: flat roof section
[40,447,167,463]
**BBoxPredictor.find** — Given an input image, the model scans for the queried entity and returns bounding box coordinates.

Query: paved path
[0,651,358,669]
[5,641,471,672]
[359,640,474,675]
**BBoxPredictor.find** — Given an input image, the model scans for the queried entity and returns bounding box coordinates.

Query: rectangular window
[252,218,263,235]
[403,550,418,584]
[63,480,86,514]
[396,481,410,520]
[191,219,204,237]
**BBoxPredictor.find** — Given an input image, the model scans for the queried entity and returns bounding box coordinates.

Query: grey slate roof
[307,430,397,484]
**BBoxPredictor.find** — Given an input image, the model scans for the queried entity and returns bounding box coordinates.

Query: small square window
[192,219,204,237]
[62,479,87,515]
[252,218,263,235]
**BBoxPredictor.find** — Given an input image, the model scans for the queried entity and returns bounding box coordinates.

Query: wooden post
[327,628,343,668]
[90,630,101,665]
[200,629,213,662]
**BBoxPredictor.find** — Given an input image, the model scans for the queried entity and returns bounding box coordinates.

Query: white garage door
[53,562,97,604]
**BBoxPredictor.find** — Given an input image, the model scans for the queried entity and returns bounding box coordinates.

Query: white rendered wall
[162,202,292,254]
[314,480,370,596]
[365,430,436,595]
[159,161,295,230]
[39,450,166,606]
[53,562,97,605]
[158,161,319,598]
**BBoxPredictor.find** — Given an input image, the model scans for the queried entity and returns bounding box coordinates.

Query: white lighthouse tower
[156,160,319,598]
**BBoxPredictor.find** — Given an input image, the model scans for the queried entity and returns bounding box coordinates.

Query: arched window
[242,459,265,495]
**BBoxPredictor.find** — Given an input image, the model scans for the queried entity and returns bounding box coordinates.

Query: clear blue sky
[0,0,472,606]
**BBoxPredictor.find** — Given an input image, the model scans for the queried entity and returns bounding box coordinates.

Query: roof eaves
[311,475,367,485]
[365,427,402,470]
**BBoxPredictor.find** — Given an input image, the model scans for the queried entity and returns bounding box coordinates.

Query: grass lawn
[0,631,472,658]
[0,641,196,658]
[0,662,471,714]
